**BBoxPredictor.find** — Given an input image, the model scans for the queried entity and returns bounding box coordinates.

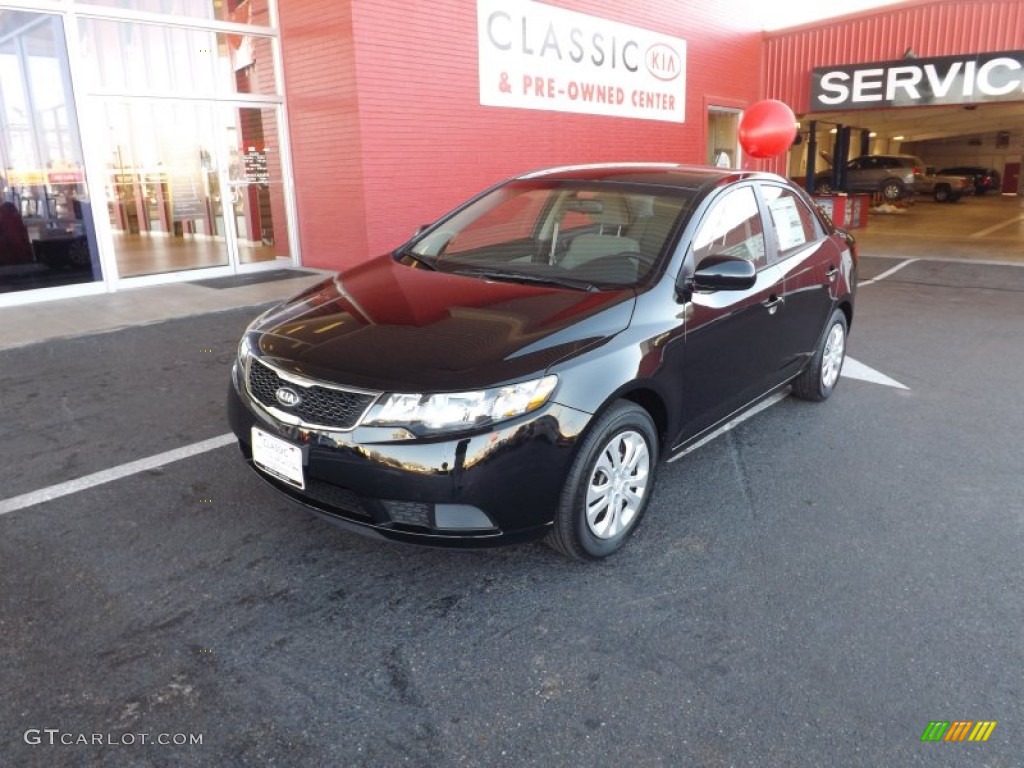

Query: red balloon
[738,100,797,159]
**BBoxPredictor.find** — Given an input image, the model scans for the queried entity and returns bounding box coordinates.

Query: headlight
[237,336,252,366]
[363,375,558,433]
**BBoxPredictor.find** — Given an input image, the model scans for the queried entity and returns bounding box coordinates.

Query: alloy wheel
[821,322,845,389]
[585,430,650,539]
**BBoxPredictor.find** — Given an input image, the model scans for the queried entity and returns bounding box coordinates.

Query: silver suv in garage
[815,154,924,201]
[815,154,971,203]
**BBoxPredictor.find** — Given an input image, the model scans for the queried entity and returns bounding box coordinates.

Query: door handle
[826,265,839,281]
[762,295,784,314]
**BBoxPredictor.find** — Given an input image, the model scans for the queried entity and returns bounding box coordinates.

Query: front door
[672,184,785,446]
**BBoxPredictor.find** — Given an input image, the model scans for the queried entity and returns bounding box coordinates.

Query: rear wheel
[545,401,658,560]
[933,184,950,202]
[792,309,847,402]
[879,178,906,202]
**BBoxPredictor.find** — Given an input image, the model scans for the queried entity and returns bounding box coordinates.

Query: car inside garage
[764,12,1024,263]
[792,101,1024,262]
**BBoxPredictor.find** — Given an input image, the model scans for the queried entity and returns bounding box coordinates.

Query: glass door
[225,105,290,265]
[101,99,230,278]
[98,101,291,279]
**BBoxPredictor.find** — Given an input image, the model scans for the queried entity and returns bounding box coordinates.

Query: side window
[761,185,821,260]
[692,186,766,269]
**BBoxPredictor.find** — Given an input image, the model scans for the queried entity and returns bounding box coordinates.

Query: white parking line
[858,258,917,286]
[0,434,236,517]
[969,214,1024,239]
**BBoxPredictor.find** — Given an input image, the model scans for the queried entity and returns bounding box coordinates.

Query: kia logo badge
[275,386,301,407]
[646,43,681,82]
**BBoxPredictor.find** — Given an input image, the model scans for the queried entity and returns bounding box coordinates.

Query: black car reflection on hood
[249,255,637,392]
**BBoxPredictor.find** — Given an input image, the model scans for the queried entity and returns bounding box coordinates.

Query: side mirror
[689,254,757,292]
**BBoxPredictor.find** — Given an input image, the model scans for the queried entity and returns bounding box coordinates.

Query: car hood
[248,254,636,392]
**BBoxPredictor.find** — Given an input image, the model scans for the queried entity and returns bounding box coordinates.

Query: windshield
[404,180,695,290]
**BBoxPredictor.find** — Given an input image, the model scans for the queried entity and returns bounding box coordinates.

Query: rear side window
[760,185,821,259]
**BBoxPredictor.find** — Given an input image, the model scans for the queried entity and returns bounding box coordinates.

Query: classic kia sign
[478,0,687,123]
[811,50,1024,111]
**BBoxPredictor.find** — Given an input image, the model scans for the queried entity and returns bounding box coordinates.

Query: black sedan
[228,164,857,560]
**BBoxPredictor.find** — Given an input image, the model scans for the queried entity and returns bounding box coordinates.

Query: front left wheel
[545,401,659,560]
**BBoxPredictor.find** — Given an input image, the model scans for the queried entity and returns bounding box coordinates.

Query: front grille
[301,479,372,519]
[247,357,376,430]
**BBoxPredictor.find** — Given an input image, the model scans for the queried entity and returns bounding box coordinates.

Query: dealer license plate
[251,427,305,489]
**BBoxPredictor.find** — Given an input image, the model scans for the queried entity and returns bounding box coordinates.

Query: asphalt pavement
[1,257,1021,767]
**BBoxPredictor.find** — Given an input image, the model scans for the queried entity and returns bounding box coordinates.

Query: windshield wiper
[451,268,599,292]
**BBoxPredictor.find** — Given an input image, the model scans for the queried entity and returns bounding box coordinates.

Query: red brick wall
[280,0,762,270]
[764,0,1024,114]
[279,0,369,267]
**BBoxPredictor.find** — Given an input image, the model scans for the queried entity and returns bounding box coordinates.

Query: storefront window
[77,0,269,27]
[0,11,99,295]
[78,19,277,98]
[79,1,288,281]
[1,1,292,304]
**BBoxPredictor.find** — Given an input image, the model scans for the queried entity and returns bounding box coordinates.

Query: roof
[516,163,772,190]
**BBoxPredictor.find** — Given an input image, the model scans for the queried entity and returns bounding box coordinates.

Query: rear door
[757,182,837,381]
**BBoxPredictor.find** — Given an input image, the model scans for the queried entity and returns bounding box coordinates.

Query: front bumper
[227,365,592,547]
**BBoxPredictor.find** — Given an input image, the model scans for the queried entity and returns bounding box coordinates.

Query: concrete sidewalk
[0,269,327,351]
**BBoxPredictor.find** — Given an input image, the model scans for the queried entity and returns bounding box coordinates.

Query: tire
[545,401,659,560]
[879,178,906,202]
[933,184,950,202]
[792,308,848,402]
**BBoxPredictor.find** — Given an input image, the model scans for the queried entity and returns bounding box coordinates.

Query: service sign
[811,50,1024,111]
[478,0,686,123]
